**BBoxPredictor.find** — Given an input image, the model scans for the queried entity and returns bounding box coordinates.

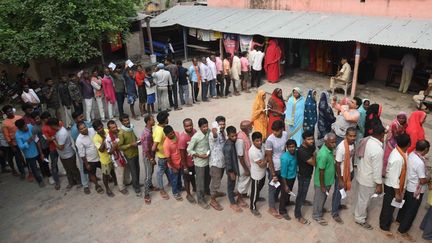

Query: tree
[0,0,137,65]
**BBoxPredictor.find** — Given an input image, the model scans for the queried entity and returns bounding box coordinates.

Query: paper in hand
[339,189,347,199]
[211,121,219,129]
[126,59,134,68]
[269,180,280,188]
[108,62,116,71]
[289,191,296,197]
[371,193,385,199]
[391,198,405,208]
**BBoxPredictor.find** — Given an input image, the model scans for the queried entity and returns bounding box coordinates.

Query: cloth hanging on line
[197,29,211,41]
[189,28,197,37]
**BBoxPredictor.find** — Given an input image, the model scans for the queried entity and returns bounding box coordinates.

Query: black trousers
[224,75,231,96]
[279,178,295,215]
[379,185,397,231]
[192,82,199,102]
[250,177,265,210]
[216,74,223,97]
[168,82,179,108]
[396,191,424,233]
[251,69,261,88]
[115,92,125,116]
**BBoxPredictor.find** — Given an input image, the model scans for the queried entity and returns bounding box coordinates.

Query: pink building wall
[208,0,432,19]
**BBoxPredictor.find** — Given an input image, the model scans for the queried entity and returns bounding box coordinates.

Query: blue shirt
[280,151,297,179]
[123,71,137,96]
[188,65,199,83]
[71,121,93,142]
[178,66,189,85]
[15,125,39,159]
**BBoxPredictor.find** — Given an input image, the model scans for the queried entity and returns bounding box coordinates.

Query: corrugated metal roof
[149,5,432,50]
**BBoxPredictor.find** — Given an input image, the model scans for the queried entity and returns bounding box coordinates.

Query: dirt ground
[0,69,430,243]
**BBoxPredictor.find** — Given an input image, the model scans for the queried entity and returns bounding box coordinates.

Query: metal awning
[149,5,432,50]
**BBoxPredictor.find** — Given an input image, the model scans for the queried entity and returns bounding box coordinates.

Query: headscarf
[364,103,382,136]
[406,111,427,153]
[285,87,305,145]
[251,90,266,122]
[387,112,408,146]
[303,89,317,133]
[269,88,285,111]
[264,39,282,72]
[317,91,336,140]
[357,98,370,137]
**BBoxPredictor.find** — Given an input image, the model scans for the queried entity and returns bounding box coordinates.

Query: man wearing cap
[152,63,172,112]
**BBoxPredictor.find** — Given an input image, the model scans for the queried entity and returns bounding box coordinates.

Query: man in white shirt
[354,124,385,230]
[379,133,411,238]
[152,63,173,112]
[208,116,226,211]
[399,53,417,93]
[396,140,430,241]
[231,53,241,96]
[75,121,104,194]
[332,127,356,224]
[206,56,218,98]
[251,46,265,88]
[235,120,252,199]
[330,57,352,90]
[199,58,212,102]
[249,131,266,217]
[21,84,40,109]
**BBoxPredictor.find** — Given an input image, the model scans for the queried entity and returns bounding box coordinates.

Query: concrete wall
[208,0,432,18]
[126,31,144,59]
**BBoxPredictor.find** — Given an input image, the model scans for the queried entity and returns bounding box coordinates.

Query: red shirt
[178,129,196,167]
[163,132,181,169]
[135,71,146,86]
[42,122,63,152]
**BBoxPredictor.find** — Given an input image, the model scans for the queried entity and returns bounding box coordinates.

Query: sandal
[144,195,151,205]
[356,221,373,230]
[297,217,311,225]
[210,201,223,211]
[380,229,395,239]
[160,190,169,200]
[96,185,104,194]
[314,218,328,226]
[237,199,248,208]
[230,204,243,213]
[268,209,283,219]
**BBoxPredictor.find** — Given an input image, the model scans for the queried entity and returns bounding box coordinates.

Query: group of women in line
[250,87,427,156]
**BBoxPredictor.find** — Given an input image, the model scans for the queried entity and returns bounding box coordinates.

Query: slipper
[268,209,283,219]
[210,201,223,211]
[380,230,395,239]
[144,195,151,205]
[230,204,243,213]
[160,191,169,200]
[314,218,328,226]
[96,185,104,194]
[356,221,373,230]
[237,200,248,208]
[297,217,311,225]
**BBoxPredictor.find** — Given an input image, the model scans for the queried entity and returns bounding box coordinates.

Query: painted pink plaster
[208,0,432,19]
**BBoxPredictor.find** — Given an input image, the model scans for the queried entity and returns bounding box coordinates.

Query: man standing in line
[117,114,141,197]
[153,63,173,112]
[251,46,265,88]
[106,120,130,195]
[90,70,105,121]
[123,66,140,121]
[223,54,231,97]
[163,125,183,201]
[179,118,197,204]
[112,68,126,117]
[215,53,224,97]
[199,58,212,102]
[249,132,267,217]
[42,78,62,120]
[396,140,430,242]
[41,112,61,190]
[231,52,241,96]
[379,134,411,238]
[399,53,416,93]
[312,133,337,226]
[354,124,385,230]
[177,60,191,106]
[187,118,211,209]
[236,120,252,199]
[265,120,289,219]
[294,131,316,225]
[92,119,116,197]
[152,111,171,200]
[279,139,298,220]
[165,58,182,111]
[144,67,156,114]
[58,76,73,128]
[332,127,357,224]
[68,73,83,114]
[208,116,227,211]
[135,65,147,117]
[80,71,94,122]
[76,121,104,194]
[48,118,81,189]
[206,55,218,99]
[102,68,117,120]
[240,51,251,93]
[188,58,201,103]
[141,114,157,204]
[224,126,245,212]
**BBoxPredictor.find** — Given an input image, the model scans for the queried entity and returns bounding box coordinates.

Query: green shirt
[314,144,335,187]
[118,130,139,159]
[186,130,210,167]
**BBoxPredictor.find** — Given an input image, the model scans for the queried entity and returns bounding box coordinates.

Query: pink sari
[382,112,408,176]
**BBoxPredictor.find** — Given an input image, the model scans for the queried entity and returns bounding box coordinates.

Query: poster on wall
[239,35,253,52]
[223,33,239,56]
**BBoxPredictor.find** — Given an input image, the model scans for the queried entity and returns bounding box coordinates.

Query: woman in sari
[357,99,370,140]
[267,88,285,137]
[303,89,317,134]
[364,103,382,136]
[251,90,268,138]
[382,112,408,176]
[264,39,282,83]
[317,91,336,147]
[285,87,305,145]
[406,110,427,153]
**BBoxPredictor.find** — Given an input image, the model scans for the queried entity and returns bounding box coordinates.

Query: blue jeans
[157,158,169,189]
[267,169,281,209]
[294,175,311,219]
[26,156,43,183]
[168,168,181,196]
[201,82,209,101]
[49,151,60,184]
[209,79,216,97]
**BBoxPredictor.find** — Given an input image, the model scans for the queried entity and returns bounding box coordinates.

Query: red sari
[267,88,286,137]
[406,111,427,153]
[264,39,281,83]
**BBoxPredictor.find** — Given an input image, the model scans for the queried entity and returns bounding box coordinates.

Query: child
[248,131,267,217]
[279,139,298,220]
[145,67,156,114]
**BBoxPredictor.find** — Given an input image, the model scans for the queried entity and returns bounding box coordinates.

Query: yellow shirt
[93,129,111,165]
[153,125,166,158]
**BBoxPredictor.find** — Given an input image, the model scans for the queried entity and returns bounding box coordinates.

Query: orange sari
[251,90,268,138]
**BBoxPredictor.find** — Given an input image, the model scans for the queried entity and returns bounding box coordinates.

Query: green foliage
[0,0,137,64]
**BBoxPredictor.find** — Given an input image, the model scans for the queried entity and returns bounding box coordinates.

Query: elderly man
[152,63,173,112]
[330,57,352,91]
[236,120,252,199]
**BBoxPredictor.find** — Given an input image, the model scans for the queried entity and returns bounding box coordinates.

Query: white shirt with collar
[21,89,40,104]
[199,63,212,82]
[356,136,384,187]
[252,51,264,71]
[76,128,99,163]
[206,58,217,80]
[152,69,173,87]
[384,148,406,189]
[406,152,428,193]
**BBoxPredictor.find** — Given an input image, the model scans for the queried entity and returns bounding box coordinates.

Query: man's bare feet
[268,208,283,219]
[230,204,242,213]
